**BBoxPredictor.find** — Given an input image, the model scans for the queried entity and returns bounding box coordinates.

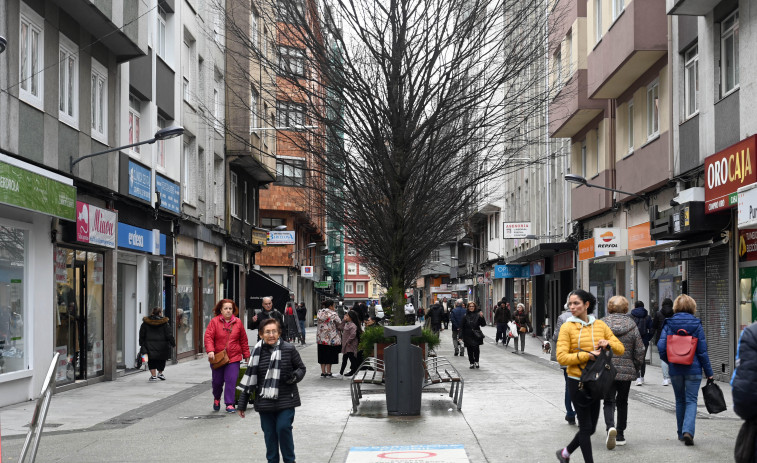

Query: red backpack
[666,329,698,365]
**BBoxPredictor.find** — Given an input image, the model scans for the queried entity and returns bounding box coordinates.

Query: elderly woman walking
[316,299,342,378]
[600,295,645,449]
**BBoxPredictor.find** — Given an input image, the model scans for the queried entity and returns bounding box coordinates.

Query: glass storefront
[148,259,163,314]
[201,262,216,343]
[0,225,28,376]
[589,262,616,319]
[739,266,757,333]
[176,257,195,354]
[54,248,104,384]
[649,253,682,317]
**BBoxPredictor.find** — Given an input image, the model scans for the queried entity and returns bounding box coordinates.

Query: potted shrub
[358,325,441,360]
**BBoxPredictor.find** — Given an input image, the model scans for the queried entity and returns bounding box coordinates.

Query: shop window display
[176,258,195,354]
[0,226,27,376]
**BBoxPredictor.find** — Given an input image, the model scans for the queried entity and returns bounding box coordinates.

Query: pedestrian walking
[653,298,674,386]
[630,300,654,386]
[426,303,444,335]
[204,299,250,413]
[553,296,576,425]
[417,306,425,324]
[316,299,342,378]
[512,303,532,354]
[450,299,467,356]
[252,297,285,338]
[138,307,175,382]
[493,299,512,345]
[555,289,624,463]
[296,302,308,344]
[283,302,300,343]
[237,318,306,463]
[732,321,757,462]
[600,295,645,449]
[657,294,714,446]
[441,297,451,330]
[461,301,486,369]
[338,310,362,377]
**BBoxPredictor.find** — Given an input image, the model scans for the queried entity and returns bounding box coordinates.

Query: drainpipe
[667,15,675,183]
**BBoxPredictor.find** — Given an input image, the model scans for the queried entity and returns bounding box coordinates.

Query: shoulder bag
[666,329,698,365]
[473,328,485,341]
[578,348,617,400]
[209,322,231,369]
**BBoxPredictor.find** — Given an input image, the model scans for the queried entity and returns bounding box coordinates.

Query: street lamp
[0,36,7,54]
[524,234,561,240]
[462,242,504,261]
[70,126,184,173]
[564,174,648,204]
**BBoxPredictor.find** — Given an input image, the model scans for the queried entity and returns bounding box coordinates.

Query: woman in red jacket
[204,299,250,413]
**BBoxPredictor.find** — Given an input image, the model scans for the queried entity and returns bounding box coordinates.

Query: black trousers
[566,378,600,463]
[465,345,480,363]
[147,358,167,372]
[339,352,358,375]
[495,323,507,343]
[603,380,631,432]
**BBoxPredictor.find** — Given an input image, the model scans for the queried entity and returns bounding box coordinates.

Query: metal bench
[350,357,385,412]
[422,356,464,410]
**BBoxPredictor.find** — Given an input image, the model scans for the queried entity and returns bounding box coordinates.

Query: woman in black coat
[461,301,486,369]
[138,307,175,381]
[238,318,306,463]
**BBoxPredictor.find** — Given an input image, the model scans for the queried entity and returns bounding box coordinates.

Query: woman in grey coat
[600,295,645,449]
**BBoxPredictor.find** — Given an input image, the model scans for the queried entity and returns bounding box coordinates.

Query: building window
[566,30,573,76]
[627,100,634,153]
[157,6,167,60]
[581,140,587,178]
[358,264,368,275]
[494,212,500,238]
[261,217,285,228]
[19,4,44,109]
[213,87,222,133]
[356,282,365,294]
[1,225,29,376]
[721,11,739,97]
[277,101,305,128]
[250,86,259,132]
[347,263,357,275]
[275,158,306,186]
[612,0,624,21]
[91,59,107,143]
[553,49,562,89]
[279,0,305,24]
[684,45,698,119]
[344,282,354,294]
[646,80,659,139]
[595,0,602,43]
[279,46,305,76]
[347,244,356,256]
[156,116,167,168]
[182,40,191,102]
[431,249,439,262]
[128,95,142,155]
[230,171,239,217]
[243,181,249,222]
[58,34,79,128]
[250,8,259,50]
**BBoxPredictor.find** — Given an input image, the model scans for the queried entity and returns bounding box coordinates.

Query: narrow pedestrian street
[0,325,740,462]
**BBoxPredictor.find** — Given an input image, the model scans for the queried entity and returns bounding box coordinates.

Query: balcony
[587,0,667,99]
[667,0,717,16]
[616,131,669,200]
[570,170,613,221]
[549,70,606,139]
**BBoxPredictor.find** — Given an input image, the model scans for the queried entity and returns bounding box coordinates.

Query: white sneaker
[331,373,342,379]
[662,379,670,386]
[606,427,617,450]
[635,377,643,386]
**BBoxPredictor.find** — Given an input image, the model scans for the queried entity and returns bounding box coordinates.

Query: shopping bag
[701,378,727,414]
[507,321,518,338]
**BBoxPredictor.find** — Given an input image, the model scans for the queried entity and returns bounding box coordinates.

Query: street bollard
[383,325,424,416]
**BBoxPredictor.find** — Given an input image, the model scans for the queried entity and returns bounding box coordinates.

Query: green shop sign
[0,158,76,220]
[314,281,330,288]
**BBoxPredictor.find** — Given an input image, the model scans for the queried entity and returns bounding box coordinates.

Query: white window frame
[646,80,660,140]
[347,244,356,256]
[156,115,167,169]
[627,100,634,154]
[554,48,562,89]
[243,180,249,223]
[157,6,167,60]
[250,86,259,132]
[347,262,357,275]
[19,4,44,110]
[612,0,624,21]
[566,30,573,76]
[128,95,142,156]
[720,11,739,97]
[358,264,367,275]
[595,0,602,43]
[251,8,259,50]
[213,9,224,46]
[344,282,354,294]
[356,282,365,294]
[182,40,191,103]
[230,171,239,217]
[58,34,79,128]
[91,58,108,143]
[213,87,222,133]
[684,45,699,119]
[279,46,305,76]
[277,101,305,128]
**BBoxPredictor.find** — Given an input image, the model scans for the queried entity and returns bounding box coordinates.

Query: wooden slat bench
[350,357,385,412]
[422,356,464,410]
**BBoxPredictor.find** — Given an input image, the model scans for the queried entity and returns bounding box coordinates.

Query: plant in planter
[358,325,441,359]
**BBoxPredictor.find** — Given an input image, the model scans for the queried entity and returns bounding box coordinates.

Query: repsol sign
[705,135,757,214]
[593,228,626,253]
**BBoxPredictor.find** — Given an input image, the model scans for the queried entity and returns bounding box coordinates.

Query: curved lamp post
[70,126,184,173]
[0,36,7,54]
[565,174,648,204]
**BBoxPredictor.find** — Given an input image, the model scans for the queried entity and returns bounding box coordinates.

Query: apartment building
[343,239,370,305]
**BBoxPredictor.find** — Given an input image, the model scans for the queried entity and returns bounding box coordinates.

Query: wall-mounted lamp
[565,174,649,205]
[0,36,7,54]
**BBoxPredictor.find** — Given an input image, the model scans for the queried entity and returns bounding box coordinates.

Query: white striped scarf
[237,339,281,400]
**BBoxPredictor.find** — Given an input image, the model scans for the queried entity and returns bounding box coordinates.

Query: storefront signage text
[705,135,757,214]
[738,183,757,229]
[628,222,656,250]
[267,231,296,245]
[493,265,530,279]
[76,201,117,248]
[579,238,595,261]
[553,251,575,271]
[593,228,626,252]
[301,265,313,278]
[155,174,180,214]
[503,222,531,239]
[251,229,268,245]
[117,222,166,255]
[739,229,757,263]
[0,155,76,221]
[128,160,151,202]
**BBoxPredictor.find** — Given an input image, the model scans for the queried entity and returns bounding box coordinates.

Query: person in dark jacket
[657,294,714,446]
[732,321,757,462]
[426,303,444,335]
[461,301,487,369]
[296,302,307,344]
[138,307,176,382]
[238,318,306,463]
[450,299,467,356]
[441,297,451,329]
[252,297,285,337]
[493,299,512,345]
[630,301,653,385]
[512,303,532,354]
[653,298,674,386]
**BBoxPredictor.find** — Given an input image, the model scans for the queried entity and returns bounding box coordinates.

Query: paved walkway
[0,324,742,462]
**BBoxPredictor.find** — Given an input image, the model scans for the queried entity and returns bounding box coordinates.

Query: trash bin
[383,325,424,416]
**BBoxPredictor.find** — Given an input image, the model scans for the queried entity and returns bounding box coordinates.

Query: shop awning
[509,242,576,263]
[246,269,291,314]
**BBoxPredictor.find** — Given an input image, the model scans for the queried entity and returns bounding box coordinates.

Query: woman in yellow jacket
[555,289,624,463]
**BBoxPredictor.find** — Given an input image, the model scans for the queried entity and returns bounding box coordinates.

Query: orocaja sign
[705,135,757,214]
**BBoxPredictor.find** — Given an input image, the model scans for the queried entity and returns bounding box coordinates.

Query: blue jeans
[670,374,701,438]
[259,408,296,463]
[661,360,670,379]
[298,320,306,341]
[564,370,576,420]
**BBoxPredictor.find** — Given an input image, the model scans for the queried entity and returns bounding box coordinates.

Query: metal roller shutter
[703,245,733,380]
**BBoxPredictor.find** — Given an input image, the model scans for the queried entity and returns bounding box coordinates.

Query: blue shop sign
[118,222,167,255]
[155,174,180,214]
[494,264,530,279]
[128,160,151,202]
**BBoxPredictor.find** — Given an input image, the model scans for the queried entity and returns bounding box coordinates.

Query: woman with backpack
[630,301,653,386]
[657,294,714,446]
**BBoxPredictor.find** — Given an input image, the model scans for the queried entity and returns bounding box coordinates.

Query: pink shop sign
[76,201,117,248]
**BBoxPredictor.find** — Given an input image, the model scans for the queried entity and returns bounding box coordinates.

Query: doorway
[117,263,137,368]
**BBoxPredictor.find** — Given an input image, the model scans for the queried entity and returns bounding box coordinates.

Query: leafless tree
[216,0,563,321]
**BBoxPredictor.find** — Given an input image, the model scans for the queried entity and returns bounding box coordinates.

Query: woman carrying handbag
[204,299,250,413]
[555,290,624,463]
[657,294,713,446]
